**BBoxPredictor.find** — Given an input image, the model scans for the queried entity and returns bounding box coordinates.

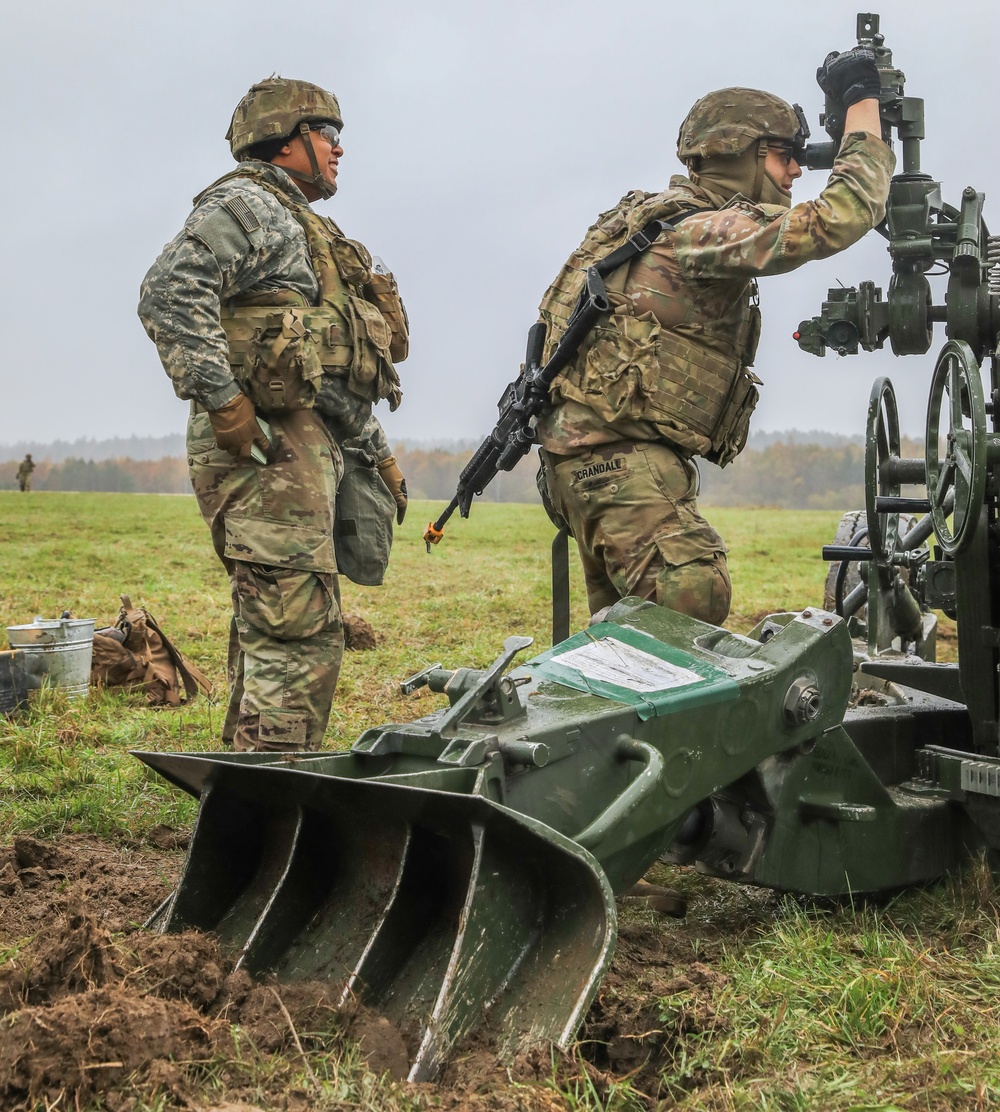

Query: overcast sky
[2,0,997,450]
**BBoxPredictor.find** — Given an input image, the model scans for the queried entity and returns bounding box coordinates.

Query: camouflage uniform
[16,455,34,492]
[139,159,398,752]
[538,121,895,622]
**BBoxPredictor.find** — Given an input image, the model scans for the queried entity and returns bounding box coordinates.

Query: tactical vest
[201,165,407,414]
[539,189,762,466]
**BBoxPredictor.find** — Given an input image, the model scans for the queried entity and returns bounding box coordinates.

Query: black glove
[816,47,881,108]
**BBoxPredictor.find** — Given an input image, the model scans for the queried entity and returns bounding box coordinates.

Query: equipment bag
[90,596,215,707]
[334,446,396,586]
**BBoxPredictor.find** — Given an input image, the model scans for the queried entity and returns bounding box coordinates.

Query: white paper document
[554,636,702,693]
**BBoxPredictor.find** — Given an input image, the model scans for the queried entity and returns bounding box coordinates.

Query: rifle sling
[595,208,716,278]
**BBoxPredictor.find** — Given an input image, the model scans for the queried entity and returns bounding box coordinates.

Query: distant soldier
[537,49,892,624]
[16,454,35,492]
[138,78,409,752]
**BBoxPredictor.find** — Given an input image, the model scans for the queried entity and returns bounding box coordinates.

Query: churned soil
[343,613,379,651]
[0,835,746,1110]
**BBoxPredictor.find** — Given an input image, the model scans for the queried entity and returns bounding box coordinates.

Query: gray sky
[2,0,997,449]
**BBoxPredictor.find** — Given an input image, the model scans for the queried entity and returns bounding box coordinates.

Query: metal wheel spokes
[865,376,901,563]
[925,340,986,555]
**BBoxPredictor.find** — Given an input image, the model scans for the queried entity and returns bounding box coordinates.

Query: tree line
[1,437,926,510]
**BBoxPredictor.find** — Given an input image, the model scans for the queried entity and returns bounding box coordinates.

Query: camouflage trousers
[188,406,345,752]
[541,440,731,624]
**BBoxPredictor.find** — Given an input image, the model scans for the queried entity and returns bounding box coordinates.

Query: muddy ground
[0,832,765,1111]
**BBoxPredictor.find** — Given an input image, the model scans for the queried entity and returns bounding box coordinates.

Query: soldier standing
[139,78,408,752]
[16,454,35,492]
[537,49,892,624]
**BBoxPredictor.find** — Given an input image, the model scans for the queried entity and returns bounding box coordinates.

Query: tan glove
[208,393,271,460]
[377,455,408,524]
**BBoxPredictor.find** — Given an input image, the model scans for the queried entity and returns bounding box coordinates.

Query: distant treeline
[1,436,925,510]
[0,434,187,464]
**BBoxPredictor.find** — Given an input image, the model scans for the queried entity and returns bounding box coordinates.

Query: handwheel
[865,377,901,564]
[925,340,986,556]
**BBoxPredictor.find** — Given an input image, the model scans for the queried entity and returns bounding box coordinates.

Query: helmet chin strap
[280,122,337,199]
[751,139,768,203]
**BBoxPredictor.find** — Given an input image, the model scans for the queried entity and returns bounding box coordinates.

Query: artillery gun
[136,13,1000,1082]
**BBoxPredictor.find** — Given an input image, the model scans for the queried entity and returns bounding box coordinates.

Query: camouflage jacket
[137,162,390,455]
[537,131,895,457]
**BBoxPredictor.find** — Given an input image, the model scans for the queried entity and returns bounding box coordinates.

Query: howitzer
[135,11,1000,1085]
[423,220,668,551]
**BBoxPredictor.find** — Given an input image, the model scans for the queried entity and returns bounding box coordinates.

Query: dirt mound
[343,613,378,650]
[0,835,738,1109]
[0,987,217,1106]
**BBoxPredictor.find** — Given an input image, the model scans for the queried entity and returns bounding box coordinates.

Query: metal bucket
[6,615,96,699]
[0,649,30,715]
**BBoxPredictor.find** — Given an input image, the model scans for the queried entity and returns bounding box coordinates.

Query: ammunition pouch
[206,166,405,415]
[364,271,409,363]
[704,296,761,467]
[335,444,395,585]
[347,296,403,411]
[222,306,330,413]
[555,305,760,466]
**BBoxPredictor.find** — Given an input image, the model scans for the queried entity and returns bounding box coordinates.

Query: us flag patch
[224,195,261,234]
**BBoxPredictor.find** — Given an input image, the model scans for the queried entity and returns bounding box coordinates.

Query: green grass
[654,866,1000,1110]
[0,493,846,842]
[0,491,989,1111]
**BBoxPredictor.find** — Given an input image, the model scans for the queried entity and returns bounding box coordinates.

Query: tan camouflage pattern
[542,441,731,624]
[536,130,892,624]
[139,162,319,411]
[227,77,343,159]
[138,161,402,430]
[677,87,801,163]
[537,130,894,457]
[140,156,402,751]
[188,407,344,751]
[211,163,404,410]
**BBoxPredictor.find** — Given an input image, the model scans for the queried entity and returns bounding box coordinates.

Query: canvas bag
[90,595,214,707]
[334,445,395,585]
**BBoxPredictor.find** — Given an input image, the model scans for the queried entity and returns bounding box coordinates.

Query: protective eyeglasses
[308,122,342,148]
[766,143,796,165]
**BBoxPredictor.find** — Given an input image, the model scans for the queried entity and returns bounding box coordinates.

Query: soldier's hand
[816,47,881,108]
[377,455,408,524]
[208,393,271,460]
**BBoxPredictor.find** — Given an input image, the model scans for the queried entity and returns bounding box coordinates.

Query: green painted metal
[136,598,856,1077]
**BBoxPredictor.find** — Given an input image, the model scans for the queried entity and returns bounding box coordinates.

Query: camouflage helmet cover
[227,77,343,160]
[677,87,802,164]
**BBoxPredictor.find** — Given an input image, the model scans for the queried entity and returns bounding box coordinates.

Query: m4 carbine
[423,219,668,551]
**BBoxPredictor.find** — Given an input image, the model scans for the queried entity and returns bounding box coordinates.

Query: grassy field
[1,491,996,1112]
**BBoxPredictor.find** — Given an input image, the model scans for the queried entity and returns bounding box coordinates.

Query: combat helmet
[227,77,343,197]
[676,87,806,165]
[676,87,809,207]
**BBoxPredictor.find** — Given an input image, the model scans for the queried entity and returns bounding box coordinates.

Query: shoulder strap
[595,207,718,278]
